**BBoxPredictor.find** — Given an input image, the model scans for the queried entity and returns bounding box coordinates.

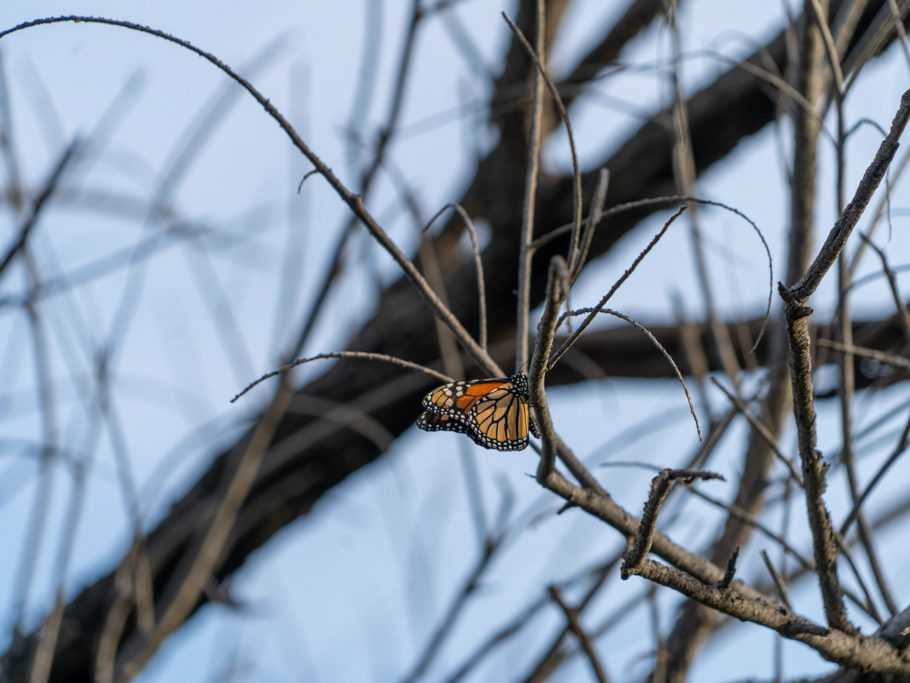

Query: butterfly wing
[416,409,471,434]
[421,378,510,413]
[470,383,531,451]
[417,375,534,451]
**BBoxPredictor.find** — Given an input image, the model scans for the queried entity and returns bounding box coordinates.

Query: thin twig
[839,409,910,536]
[857,231,910,343]
[809,0,845,93]
[681,484,813,571]
[502,10,583,275]
[831,530,886,624]
[761,549,792,610]
[548,206,687,370]
[510,0,545,373]
[787,90,910,302]
[548,586,608,683]
[448,552,622,683]
[398,532,506,683]
[885,0,910,75]
[530,257,568,482]
[383,157,464,379]
[829,13,898,618]
[647,583,668,683]
[817,338,910,372]
[570,168,610,284]
[559,306,701,441]
[672,294,712,422]
[665,0,743,395]
[424,203,487,351]
[231,351,451,402]
[843,0,910,93]
[286,0,424,363]
[11,284,58,639]
[0,140,77,279]
[710,377,803,486]
[533,192,776,350]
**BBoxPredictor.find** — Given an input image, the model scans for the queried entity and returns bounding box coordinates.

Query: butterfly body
[416,373,539,451]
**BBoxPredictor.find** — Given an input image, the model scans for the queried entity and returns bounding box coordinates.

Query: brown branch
[548,206,686,370]
[857,231,910,344]
[778,88,910,633]
[511,1,546,373]
[709,377,803,486]
[537,470,910,677]
[531,257,567,482]
[817,337,910,372]
[787,89,910,302]
[780,284,854,632]
[628,556,910,673]
[0,140,77,278]
[547,586,608,683]
[621,469,724,578]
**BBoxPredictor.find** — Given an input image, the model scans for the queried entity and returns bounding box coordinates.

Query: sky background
[1,1,909,681]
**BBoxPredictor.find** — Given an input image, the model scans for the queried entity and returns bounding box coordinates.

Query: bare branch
[547,586,608,683]
[787,89,910,302]
[531,257,569,482]
[424,203,488,351]
[232,351,451,403]
[621,468,724,577]
[560,307,701,441]
[509,2,546,373]
[548,206,687,370]
[777,88,910,633]
[709,377,803,486]
[817,337,910,371]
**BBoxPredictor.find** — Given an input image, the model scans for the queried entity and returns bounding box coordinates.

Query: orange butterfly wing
[416,374,537,451]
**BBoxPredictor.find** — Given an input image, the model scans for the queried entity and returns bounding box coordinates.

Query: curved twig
[231,351,451,403]
[548,206,687,370]
[532,194,774,352]
[424,203,487,350]
[558,306,702,441]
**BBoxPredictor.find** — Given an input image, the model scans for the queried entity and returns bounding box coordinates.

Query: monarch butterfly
[416,373,539,451]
